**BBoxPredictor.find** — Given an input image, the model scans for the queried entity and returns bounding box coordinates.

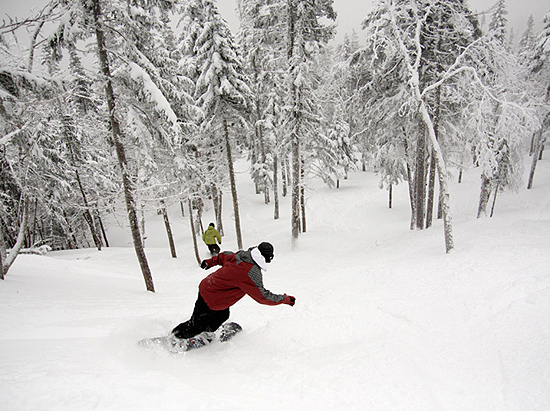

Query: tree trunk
[300,156,306,233]
[0,238,4,280]
[2,197,29,277]
[414,121,427,230]
[291,133,300,242]
[92,0,154,292]
[76,170,102,250]
[140,201,146,243]
[404,140,416,230]
[274,153,280,220]
[389,183,393,209]
[160,200,177,258]
[418,100,454,253]
[211,185,224,236]
[223,119,243,250]
[287,0,301,244]
[188,198,201,265]
[529,130,536,156]
[490,183,499,217]
[96,210,109,247]
[0,213,6,279]
[426,86,441,229]
[425,151,436,229]
[527,127,544,189]
[477,174,491,218]
[282,156,288,197]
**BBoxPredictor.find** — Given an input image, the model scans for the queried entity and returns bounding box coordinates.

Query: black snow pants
[207,243,220,256]
[171,293,229,339]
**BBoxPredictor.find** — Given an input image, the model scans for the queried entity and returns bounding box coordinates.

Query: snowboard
[138,322,242,353]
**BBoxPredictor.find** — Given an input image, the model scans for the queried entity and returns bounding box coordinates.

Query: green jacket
[202,226,222,245]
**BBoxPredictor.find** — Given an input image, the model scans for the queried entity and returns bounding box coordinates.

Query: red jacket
[199,249,286,311]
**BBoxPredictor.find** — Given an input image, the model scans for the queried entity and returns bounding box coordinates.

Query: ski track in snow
[1,158,550,411]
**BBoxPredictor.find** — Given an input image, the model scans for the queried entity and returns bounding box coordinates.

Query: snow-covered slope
[1,158,549,411]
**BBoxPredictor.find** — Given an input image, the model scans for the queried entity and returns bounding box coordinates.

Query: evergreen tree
[316,43,358,188]
[285,0,336,243]
[518,15,536,66]
[488,0,508,45]
[237,0,286,209]
[180,0,253,250]
[475,0,528,218]
[527,11,550,189]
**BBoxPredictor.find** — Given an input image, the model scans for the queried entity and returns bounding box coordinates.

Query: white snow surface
[1,158,550,411]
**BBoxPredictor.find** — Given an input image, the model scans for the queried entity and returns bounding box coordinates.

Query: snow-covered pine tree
[180,0,253,250]
[237,0,287,208]
[111,2,201,259]
[488,0,508,46]
[285,0,336,243]
[474,0,532,218]
[315,43,358,188]
[1,4,118,273]
[527,11,550,189]
[518,15,536,67]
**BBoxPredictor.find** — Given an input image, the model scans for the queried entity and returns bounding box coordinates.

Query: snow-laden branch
[127,61,182,137]
[0,123,28,145]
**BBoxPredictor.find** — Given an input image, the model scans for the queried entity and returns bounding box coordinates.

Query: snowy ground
[1,156,550,411]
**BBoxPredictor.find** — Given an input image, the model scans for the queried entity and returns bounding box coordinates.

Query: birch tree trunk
[223,119,243,250]
[91,0,154,292]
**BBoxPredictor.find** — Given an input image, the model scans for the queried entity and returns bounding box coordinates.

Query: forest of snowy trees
[1,0,549,289]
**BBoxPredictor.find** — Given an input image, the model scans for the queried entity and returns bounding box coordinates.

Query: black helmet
[258,242,274,263]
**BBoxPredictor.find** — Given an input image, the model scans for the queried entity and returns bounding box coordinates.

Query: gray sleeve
[247,266,285,303]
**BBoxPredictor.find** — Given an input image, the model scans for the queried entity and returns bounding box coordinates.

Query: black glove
[200,260,209,270]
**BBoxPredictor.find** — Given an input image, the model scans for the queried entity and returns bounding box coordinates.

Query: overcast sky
[2,0,549,44]
[216,0,549,43]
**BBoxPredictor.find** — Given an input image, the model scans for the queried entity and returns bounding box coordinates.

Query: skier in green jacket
[202,223,222,256]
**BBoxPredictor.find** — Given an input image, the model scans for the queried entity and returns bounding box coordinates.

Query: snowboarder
[171,242,295,341]
[202,222,222,256]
